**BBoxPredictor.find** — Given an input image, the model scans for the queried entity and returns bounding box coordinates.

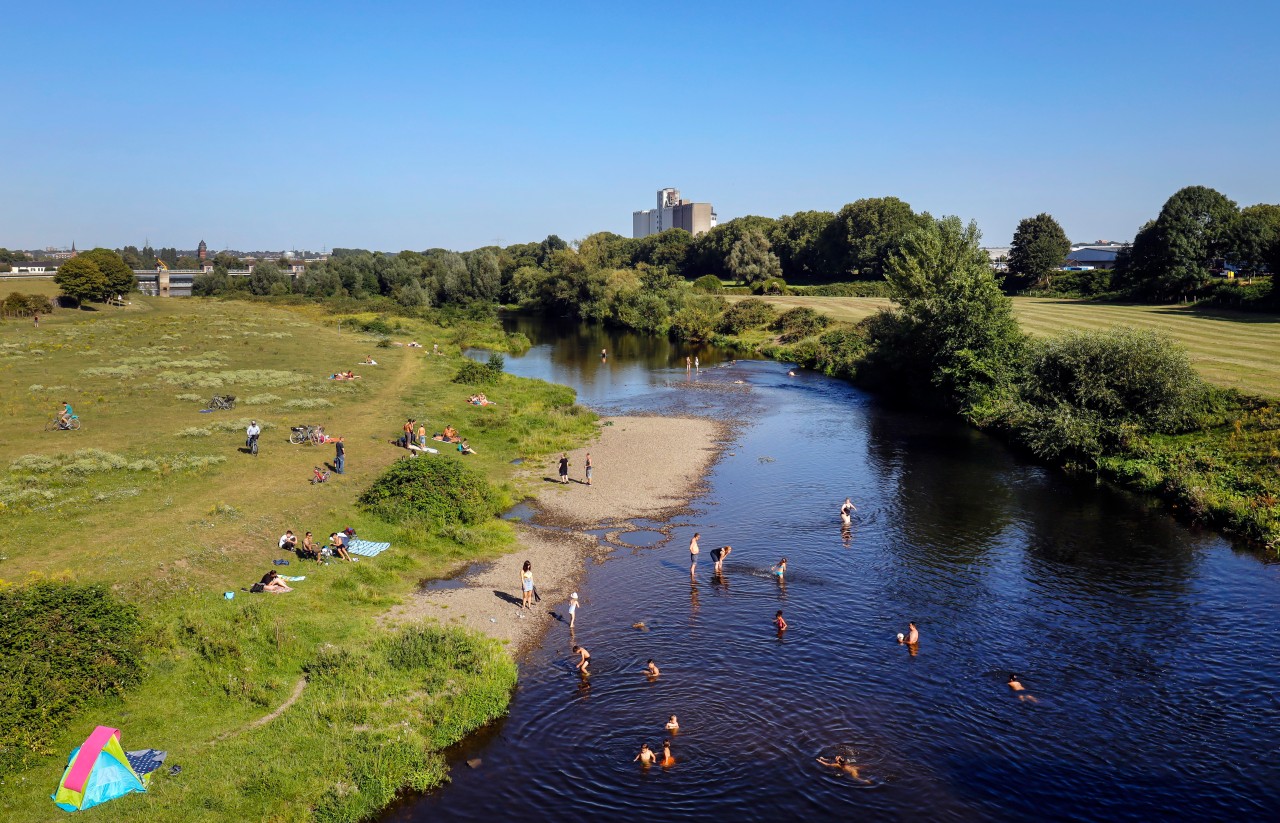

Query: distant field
[0,276,60,298]
[734,295,1280,397]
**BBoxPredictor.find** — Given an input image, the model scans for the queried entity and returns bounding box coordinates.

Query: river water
[390,317,1280,822]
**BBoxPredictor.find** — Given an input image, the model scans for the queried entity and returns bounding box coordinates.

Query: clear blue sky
[4,1,1277,252]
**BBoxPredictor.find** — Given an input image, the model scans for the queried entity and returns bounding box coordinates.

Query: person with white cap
[568,592,579,629]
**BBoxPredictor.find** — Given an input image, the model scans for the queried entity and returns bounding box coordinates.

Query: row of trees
[1113,186,1280,300]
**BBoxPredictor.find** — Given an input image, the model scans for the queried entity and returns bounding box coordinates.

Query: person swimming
[634,743,656,765]
[817,755,870,784]
[665,714,679,731]
[1009,673,1039,703]
[645,659,661,677]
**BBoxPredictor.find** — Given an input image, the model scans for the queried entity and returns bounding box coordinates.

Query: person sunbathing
[457,439,476,455]
[363,356,377,365]
[329,532,356,562]
[260,570,292,593]
[299,532,321,561]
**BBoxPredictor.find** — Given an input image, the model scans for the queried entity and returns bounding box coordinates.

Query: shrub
[790,281,893,297]
[284,398,334,409]
[718,298,779,334]
[1012,328,1206,466]
[771,306,830,342]
[359,457,502,528]
[0,581,144,769]
[755,277,788,295]
[453,358,502,386]
[691,274,723,293]
[670,294,727,342]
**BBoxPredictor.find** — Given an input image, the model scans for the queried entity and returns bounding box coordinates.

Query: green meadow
[732,295,1280,398]
[0,289,596,822]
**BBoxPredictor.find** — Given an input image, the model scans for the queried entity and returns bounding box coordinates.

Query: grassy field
[0,293,595,821]
[733,295,1280,397]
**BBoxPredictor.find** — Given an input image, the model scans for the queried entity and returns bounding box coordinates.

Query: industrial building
[632,188,717,238]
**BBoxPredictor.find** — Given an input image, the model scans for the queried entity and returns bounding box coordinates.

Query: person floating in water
[665,714,679,731]
[771,557,788,581]
[712,544,732,573]
[775,610,788,632]
[817,755,870,783]
[635,743,656,765]
[661,739,675,766]
[645,659,661,677]
[573,644,591,675]
[1008,674,1039,703]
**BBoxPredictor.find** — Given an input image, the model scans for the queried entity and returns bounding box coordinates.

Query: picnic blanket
[407,444,439,455]
[283,576,306,582]
[346,539,390,557]
[125,749,168,778]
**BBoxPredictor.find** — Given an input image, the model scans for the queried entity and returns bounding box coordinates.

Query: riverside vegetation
[0,294,596,822]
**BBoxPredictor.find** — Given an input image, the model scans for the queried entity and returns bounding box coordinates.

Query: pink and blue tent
[51,726,146,812]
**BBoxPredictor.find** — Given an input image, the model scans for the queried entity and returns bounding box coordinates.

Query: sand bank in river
[383,415,724,656]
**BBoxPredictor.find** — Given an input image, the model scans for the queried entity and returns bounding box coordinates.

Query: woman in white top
[521,560,534,610]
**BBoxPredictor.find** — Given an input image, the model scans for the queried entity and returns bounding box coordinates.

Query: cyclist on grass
[246,420,261,452]
[58,400,74,428]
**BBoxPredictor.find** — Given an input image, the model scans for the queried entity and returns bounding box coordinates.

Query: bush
[670,294,726,342]
[789,281,893,297]
[452,357,502,385]
[0,581,144,769]
[1,292,55,317]
[755,277,788,295]
[771,306,830,342]
[1011,328,1206,465]
[718,297,779,334]
[691,274,723,293]
[359,457,502,528]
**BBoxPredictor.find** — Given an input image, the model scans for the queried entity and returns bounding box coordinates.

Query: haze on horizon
[3,1,1277,253]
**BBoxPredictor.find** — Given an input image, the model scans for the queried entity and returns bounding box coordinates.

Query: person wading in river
[689,532,700,578]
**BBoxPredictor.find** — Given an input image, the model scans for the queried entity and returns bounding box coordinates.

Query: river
[388,316,1280,822]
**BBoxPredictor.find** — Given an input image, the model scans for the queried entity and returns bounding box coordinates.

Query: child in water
[772,557,787,580]
[645,659,661,677]
[634,743,656,765]
[568,592,579,629]
[573,645,590,675]
[662,740,675,766]
[665,715,679,731]
[774,610,788,632]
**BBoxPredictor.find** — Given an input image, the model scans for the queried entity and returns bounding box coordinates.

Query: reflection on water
[396,318,1280,822]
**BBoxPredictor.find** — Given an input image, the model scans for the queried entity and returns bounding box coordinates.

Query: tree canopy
[1007,213,1070,291]
[727,229,782,286]
[1114,185,1238,299]
[54,256,108,304]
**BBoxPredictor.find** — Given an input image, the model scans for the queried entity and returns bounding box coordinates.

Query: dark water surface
[391,318,1280,822]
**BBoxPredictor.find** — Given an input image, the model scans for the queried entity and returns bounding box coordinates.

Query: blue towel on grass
[346,539,391,557]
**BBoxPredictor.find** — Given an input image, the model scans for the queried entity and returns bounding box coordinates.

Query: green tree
[1226,203,1280,276]
[82,248,136,299]
[1007,213,1071,291]
[463,249,501,302]
[1114,185,1238,299]
[247,261,288,295]
[727,229,782,286]
[54,256,108,304]
[769,210,834,282]
[880,216,1024,419]
[212,251,241,270]
[822,197,928,280]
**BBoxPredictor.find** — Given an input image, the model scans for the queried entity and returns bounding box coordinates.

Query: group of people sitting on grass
[329,370,361,380]
[467,393,495,406]
[278,528,359,564]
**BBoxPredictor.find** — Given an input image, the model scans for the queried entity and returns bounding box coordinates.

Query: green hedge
[359,457,502,528]
[0,581,144,769]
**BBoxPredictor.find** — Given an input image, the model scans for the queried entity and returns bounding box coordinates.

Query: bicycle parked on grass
[209,394,236,411]
[289,425,326,445]
[45,414,81,432]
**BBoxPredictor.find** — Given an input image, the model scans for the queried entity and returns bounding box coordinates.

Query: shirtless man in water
[1008,674,1039,703]
[645,659,661,677]
[817,755,870,783]
[898,622,919,645]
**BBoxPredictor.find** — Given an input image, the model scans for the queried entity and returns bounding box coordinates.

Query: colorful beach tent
[51,726,146,812]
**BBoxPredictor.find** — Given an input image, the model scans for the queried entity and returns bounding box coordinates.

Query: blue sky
[3,1,1277,252]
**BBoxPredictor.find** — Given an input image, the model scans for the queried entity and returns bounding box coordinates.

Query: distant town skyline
[3,2,1277,253]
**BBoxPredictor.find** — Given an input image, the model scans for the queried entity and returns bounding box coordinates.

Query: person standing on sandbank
[520,560,534,610]
[584,452,592,485]
[558,453,570,483]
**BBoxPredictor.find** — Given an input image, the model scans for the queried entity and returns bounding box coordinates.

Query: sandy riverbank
[384,415,724,656]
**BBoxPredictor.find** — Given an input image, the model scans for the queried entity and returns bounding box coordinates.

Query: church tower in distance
[198,240,208,261]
